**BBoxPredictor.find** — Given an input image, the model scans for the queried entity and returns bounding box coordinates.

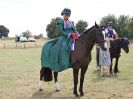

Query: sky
[0,0,133,37]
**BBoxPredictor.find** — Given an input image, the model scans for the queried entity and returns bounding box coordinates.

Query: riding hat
[61,8,71,16]
[107,21,113,26]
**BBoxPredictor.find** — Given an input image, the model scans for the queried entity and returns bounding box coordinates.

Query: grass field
[0,40,133,99]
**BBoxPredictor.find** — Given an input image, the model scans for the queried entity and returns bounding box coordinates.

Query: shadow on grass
[30,90,55,99]
[91,70,120,83]
[30,90,78,99]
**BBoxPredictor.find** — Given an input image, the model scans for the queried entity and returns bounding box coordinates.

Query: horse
[38,23,105,97]
[109,38,129,73]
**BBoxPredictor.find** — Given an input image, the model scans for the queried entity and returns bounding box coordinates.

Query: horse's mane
[80,26,95,36]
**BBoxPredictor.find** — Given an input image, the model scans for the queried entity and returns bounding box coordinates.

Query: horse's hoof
[74,94,79,97]
[39,88,43,91]
[114,71,118,74]
[74,92,79,97]
[56,89,60,92]
[80,93,84,96]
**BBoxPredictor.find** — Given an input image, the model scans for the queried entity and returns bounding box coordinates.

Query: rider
[41,8,79,72]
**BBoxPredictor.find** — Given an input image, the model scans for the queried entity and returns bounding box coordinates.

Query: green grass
[0,42,133,99]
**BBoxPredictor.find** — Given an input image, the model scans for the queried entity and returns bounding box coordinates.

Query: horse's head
[121,38,129,53]
[94,22,106,50]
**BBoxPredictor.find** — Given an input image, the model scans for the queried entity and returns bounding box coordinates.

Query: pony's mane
[111,38,129,49]
[114,38,129,43]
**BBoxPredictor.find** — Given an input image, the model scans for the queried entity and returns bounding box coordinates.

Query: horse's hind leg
[79,67,88,96]
[38,67,45,91]
[54,72,60,92]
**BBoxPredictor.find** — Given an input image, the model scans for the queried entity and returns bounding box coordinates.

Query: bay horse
[38,23,105,97]
[110,38,129,73]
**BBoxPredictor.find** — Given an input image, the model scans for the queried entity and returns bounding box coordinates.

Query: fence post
[35,41,37,48]
[4,43,5,48]
[23,42,25,48]
[16,43,17,48]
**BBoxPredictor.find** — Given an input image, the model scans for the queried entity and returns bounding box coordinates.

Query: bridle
[94,28,105,46]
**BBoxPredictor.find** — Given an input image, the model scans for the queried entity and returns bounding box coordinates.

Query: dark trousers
[96,47,100,67]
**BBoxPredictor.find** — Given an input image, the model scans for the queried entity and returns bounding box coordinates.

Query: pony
[110,38,129,73]
[38,23,105,97]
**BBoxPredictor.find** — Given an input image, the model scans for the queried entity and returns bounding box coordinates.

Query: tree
[34,33,44,39]
[116,15,129,37]
[76,20,88,34]
[100,14,117,29]
[22,30,32,38]
[0,25,9,38]
[46,17,62,38]
[127,17,133,38]
[100,14,132,38]
[100,14,121,36]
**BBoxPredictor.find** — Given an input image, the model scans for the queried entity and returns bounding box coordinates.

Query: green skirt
[41,36,72,72]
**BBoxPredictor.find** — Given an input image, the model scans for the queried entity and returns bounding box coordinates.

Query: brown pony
[38,23,105,97]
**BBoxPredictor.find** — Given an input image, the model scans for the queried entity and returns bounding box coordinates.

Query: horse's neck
[76,28,96,53]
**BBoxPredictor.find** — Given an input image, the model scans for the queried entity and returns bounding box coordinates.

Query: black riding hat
[61,8,71,16]
[107,21,113,26]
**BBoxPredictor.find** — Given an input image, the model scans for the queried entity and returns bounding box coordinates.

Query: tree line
[46,15,133,39]
[22,30,43,39]
[1,14,133,39]
[100,14,133,38]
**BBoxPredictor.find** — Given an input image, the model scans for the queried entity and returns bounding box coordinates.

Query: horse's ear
[95,22,99,29]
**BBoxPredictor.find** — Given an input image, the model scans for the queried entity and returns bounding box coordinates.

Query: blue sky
[0,0,133,37]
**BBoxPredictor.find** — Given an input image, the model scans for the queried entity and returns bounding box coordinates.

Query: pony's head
[121,38,129,53]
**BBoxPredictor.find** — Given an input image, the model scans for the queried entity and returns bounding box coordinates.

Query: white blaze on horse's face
[102,30,108,48]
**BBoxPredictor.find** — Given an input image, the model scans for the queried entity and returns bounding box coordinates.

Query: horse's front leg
[79,67,88,96]
[54,72,60,92]
[114,57,119,73]
[73,68,79,97]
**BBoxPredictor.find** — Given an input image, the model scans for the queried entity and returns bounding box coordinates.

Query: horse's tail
[40,67,53,82]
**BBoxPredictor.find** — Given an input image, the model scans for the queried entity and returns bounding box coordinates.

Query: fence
[0,39,46,49]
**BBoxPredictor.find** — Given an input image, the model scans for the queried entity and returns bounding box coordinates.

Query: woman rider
[41,8,79,72]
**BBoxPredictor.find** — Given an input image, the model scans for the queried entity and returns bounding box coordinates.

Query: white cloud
[0,0,133,37]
